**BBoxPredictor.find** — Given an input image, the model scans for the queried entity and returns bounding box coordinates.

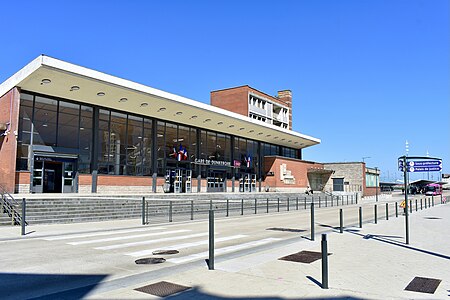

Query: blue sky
[0,0,448,181]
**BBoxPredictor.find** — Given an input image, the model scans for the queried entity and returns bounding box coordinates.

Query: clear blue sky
[1,0,448,181]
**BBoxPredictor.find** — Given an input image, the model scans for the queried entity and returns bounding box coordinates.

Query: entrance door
[207,171,226,192]
[43,162,63,193]
[174,169,182,194]
[185,170,192,193]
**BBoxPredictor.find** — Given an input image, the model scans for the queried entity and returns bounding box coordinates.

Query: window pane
[33,96,58,146]
[126,115,143,175]
[57,101,80,149]
[79,106,93,174]
[142,118,152,175]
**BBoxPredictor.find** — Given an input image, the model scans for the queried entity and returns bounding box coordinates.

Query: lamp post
[375,167,379,202]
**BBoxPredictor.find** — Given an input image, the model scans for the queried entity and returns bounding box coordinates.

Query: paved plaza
[0,193,449,299]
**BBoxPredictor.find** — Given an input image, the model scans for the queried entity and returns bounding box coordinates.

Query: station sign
[398,159,442,172]
[408,166,442,172]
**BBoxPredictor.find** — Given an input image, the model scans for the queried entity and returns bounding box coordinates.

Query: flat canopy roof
[0,55,320,149]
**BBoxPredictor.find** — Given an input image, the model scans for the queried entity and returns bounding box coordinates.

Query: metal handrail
[0,185,23,225]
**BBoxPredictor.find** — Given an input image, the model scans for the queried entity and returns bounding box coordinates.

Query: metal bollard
[415,199,418,212]
[169,201,173,222]
[331,196,333,207]
[141,197,146,225]
[287,197,290,211]
[310,203,315,241]
[255,199,257,214]
[347,195,349,205]
[21,198,26,236]
[395,202,398,217]
[191,200,194,220]
[432,195,434,206]
[266,198,269,213]
[339,209,343,233]
[359,207,362,228]
[425,198,427,209]
[226,199,229,217]
[374,205,377,224]
[296,197,299,210]
[277,198,280,212]
[325,195,328,207]
[208,210,214,270]
[428,198,431,208]
[410,200,412,213]
[146,202,149,224]
[421,198,423,210]
[304,197,307,209]
[386,203,389,220]
[319,196,321,208]
[241,199,244,215]
[210,199,213,210]
[321,234,329,289]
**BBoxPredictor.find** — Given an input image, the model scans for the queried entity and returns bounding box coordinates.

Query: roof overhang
[0,55,321,149]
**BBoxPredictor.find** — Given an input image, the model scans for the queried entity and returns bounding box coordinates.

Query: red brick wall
[263,156,324,189]
[0,88,20,193]
[97,175,153,186]
[364,187,378,197]
[15,171,30,184]
[210,86,249,116]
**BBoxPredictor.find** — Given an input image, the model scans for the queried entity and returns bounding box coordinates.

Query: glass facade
[16,91,301,192]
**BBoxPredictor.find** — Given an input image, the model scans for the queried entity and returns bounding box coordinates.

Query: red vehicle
[425,183,442,196]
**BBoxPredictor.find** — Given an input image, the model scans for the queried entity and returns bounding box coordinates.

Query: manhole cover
[135,281,191,297]
[152,250,179,255]
[279,250,331,264]
[135,257,166,264]
[267,227,305,233]
[423,217,442,220]
[405,276,441,294]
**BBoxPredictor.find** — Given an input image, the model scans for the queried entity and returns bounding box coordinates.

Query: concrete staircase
[5,191,348,225]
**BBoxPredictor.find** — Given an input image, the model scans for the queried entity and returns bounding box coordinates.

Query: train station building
[0,55,378,195]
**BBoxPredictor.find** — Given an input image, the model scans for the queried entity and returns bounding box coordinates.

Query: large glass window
[156,121,165,175]
[16,93,34,171]
[126,115,143,175]
[142,118,152,176]
[109,112,127,175]
[57,101,80,149]
[79,106,93,174]
[33,96,58,146]
[98,109,111,174]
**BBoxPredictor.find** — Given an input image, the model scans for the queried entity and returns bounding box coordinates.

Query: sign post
[397,155,442,245]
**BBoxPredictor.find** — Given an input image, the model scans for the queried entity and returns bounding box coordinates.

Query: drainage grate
[152,250,179,255]
[135,257,166,264]
[267,227,306,233]
[279,251,331,264]
[135,281,191,297]
[404,277,441,294]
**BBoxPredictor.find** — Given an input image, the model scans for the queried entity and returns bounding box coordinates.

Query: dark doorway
[43,162,63,193]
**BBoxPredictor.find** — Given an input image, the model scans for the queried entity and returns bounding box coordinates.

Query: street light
[362,156,371,163]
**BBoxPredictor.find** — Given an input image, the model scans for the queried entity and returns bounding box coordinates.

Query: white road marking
[68,229,190,245]
[43,227,165,241]
[125,234,248,257]
[167,238,281,264]
[95,232,210,251]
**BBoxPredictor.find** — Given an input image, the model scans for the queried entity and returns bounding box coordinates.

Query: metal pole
[347,195,349,205]
[210,199,212,210]
[141,197,146,225]
[254,199,257,214]
[428,198,431,208]
[296,197,299,210]
[403,156,410,245]
[359,207,362,228]
[339,209,343,233]
[432,195,434,206]
[395,202,398,217]
[410,200,412,213]
[208,210,214,270]
[321,234,329,289]
[375,167,379,202]
[319,196,321,208]
[425,198,427,209]
[325,195,328,207]
[287,197,290,211]
[310,203,315,241]
[266,198,269,213]
[374,204,377,224]
[277,198,280,212]
[146,202,149,224]
[386,203,389,220]
[169,201,173,222]
[226,199,229,217]
[191,200,194,220]
[304,197,307,209]
[241,199,244,215]
[415,199,418,212]
[21,198,26,236]
[420,198,423,210]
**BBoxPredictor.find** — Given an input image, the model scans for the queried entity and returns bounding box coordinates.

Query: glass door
[185,169,192,193]
[174,169,182,193]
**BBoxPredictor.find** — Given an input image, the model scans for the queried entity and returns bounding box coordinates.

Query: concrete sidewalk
[89,202,450,299]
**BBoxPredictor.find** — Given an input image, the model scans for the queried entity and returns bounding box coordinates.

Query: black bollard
[21,198,26,236]
[359,207,362,228]
[311,203,315,241]
[208,210,214,270]
[339,209,343,233]
[321,234,329,289]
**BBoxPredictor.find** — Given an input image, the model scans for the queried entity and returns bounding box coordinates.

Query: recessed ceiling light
[281,138,286,141]
[190,115,198,119]
[258,132,263,135]
[70,85,80,91]
[288,140,292,142]
[158,107,166,112]
[140,102,149,107]
[228,125,235,128]
[203,118,211,123]
[119,98,128,102]
[294,142,298,144]
[249,130,254,133]
[239,127,245,131]
[175,111,183,115]
[274,137,279,139]
[97,92,105,96]
[80,127,85,131]
[42,124,48,127]
[41,79,51,85]
[217,121,223,125]
[266,134,271,137]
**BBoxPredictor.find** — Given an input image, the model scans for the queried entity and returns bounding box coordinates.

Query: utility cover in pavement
[135,281,191,297]
[404,277,441,294]
[135,257,166,264]
[267,227,306,233]
[279,251,331,264]
[152,250,179,255]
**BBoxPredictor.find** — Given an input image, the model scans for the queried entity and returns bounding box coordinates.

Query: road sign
[407,166,442,172]
[408,160,442,167]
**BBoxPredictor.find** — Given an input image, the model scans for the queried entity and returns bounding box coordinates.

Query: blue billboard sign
[408,166,442,172]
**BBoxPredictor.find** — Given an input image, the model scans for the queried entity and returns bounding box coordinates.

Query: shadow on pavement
[166,286,365,299]
[0,272,107,300]
[346,230,450,261]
